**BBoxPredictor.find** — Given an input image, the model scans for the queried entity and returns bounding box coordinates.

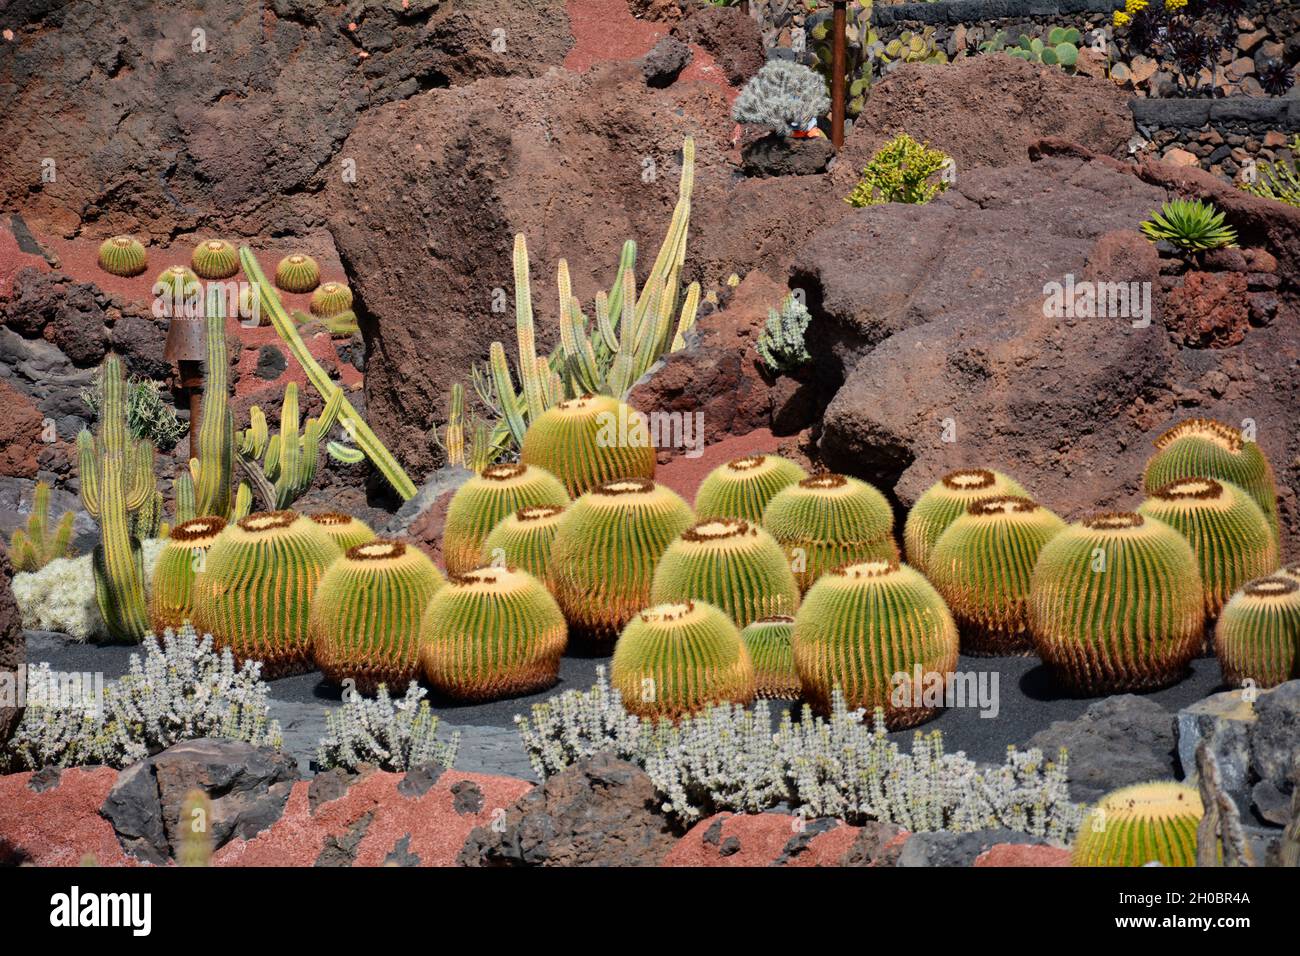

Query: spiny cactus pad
[97,236,148,277]
[762,472,899,593]
[442,463,569,575]
[1214,576,1300,688]
[928,496,1066,655]
[650,518,800,627]
[310,539,447,694]
[149,516,227,635]
[481,503,566,582]
[191,510,342,677]
[191,239,240,280]
[274,253,321,294]
[307,511,376,554]
[693,454,808,524]
[1072,782,1203,867]
[793,559,959,728]
[550,478,696,643]
[903,469,1028,573]
[740,616,800,700]
[519,394,657,497]
[611,601,755,720]
[309,281,354,317]
[419,565,567,701]
[1028,512,1204,695]
[1138,477,1278,620]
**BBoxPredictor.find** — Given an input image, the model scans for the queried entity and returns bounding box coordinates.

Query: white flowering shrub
[3,624,282,771]
[316,682,459,773]
[514,670,643,776]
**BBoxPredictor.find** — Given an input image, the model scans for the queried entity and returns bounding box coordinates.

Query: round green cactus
[153,265,201,298]
[611,601,755,720]
[550,478,696,644]
[309,281,354,317]
[1138,477,1279,621]
[419,565,567,701]
[190,239,240,280]
[310,539,447,694]
[307,511,376,554]
[1144,418,1280,547]
[903,469,1028,573]
[740,616,800,700]
[793,559,959,728]
[1072,782,1203,867]
[1028,512,1205,695]
[97,236,148,277]
[928,495,1066,655]
[191,510,342,677]
[481,503,566,582]
[762,472,898,594]
[442,463,569,575]
[1214,576,1300,689]
[650,518,800,628]
[149,516,227,636]
[519,394,657,497]
[274,253,321,294]
[693,454,808,524]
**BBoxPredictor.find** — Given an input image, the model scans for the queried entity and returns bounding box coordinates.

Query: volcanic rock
[0,550,23,744]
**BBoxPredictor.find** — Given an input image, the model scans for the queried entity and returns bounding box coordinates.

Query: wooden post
[831,0,847,149]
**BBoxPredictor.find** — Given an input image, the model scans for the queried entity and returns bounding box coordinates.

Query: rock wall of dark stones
[1133,97,1300,180]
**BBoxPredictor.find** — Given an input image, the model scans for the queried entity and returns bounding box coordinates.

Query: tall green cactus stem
[442,463,570,575]
[307,512,375,553]
[1214,576,1300,689]
[78,354,155,642]
[191,296,235,519]
[519,394,657,497]
[149,516,227,635]
[693,454,808,525]
[482,504,567,582]
[235,381,344,510]
[1028,512,1205,695]
[740,616,800,700]
[173,472,196,526]
[97,236,148,277]
[191,239,240,280]
[903,469,1028,573]
[238,247,417,501]
[1072,782,1203,867]
[8,481,75,572]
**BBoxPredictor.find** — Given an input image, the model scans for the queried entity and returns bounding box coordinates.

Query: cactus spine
[741,616,800,700]
[274,253,321,294]
[1072,782,1203,867]
[97,236,148,277]
[793,559,959,729]
[1214,576,1300,688]
[1028,512,1204,695]
[611,601,755,720]
[650,519,800,627]
[442,464,570,575]
[519,394,657,498]
[307,511,375,553]
[928,496,1066,655]
[191,239,240,280]
[693,454,808,524]
[310,539,447,694]
[8,481,75,572]
[191,295,235,519]
[903,469,1028,573]
[482,504,567,581]
[149,516,227,635]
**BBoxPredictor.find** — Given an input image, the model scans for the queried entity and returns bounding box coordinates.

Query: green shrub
[1239,137,1300,209]
[1140,199,1238,252]
[846,133,952,207]
[82,372,187,451]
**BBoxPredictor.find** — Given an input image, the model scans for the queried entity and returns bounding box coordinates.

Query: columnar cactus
[903,469,1027,573]
[1138,477,1278,620]
[419,565,567,701]
[1214,576,1300,688]
[97,236,148,277]
[442,463,570,575]
[149,516,228,635]
[1144,419,1280,547]
[481,504,566,581]
[311,539,447,694]
[762,472,898,593]
[1028,512,1205,695]
[307,511,375,553]
[928,496,1067,655]
[191,239,240,280]
[191,510,341,677]
[191,296,235,519]
[309,281,353,317]
[650,518,800,627]
[693,454,808,524]
[611,601,755,720]
[793,559,958,728]
[1072,782,1203,867]
[519,394,657,497]
[740,616,800,700]
[550,478,696,643]
[8,481,75,573]
[274,253,321,294]
[236,381,345,511]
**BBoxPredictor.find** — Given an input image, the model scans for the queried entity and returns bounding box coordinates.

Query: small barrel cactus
[190,239,240,280]
[149,516,228,635]
[611,600,755,720]
[693,454,808,525]
[307,511,376,554]
[442,463,570,575]
[274,253,321,294]
[481,503,566,582]
[741,615,800,700]
[519,394,657,497]
[1072,782,1203,867]
[1028,512,1204,695]
[309,281,354,317]
[762,472,898,593]
[650,518,800,628]
[928,495,1066,655]
[97,236,148,277]
[903,469,1028,573]
[1214,575,1300,688]
[731,59,830,136]
[191,510,342,677]
[550,478,696,644]
[793,559,959,728]
[1138,477,1278,621]
[153,265,201,297]
[419,565,567,701]
[310,539,447,695]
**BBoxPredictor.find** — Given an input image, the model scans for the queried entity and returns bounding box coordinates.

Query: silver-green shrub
[756,294,812,372]
[731,60,830,136]
[316,681,459,773]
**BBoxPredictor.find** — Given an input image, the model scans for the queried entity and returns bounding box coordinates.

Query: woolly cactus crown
[731,59,830,135]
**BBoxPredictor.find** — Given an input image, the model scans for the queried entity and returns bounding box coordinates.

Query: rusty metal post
[831,0,847,149]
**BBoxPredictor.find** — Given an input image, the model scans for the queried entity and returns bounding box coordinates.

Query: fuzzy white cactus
[731,60,830,136]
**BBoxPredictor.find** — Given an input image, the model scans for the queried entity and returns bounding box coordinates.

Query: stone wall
[1133,98,1300,181]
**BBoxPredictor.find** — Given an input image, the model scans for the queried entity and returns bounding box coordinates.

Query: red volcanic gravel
[973,843,1073,867]
[0,221,51,297]
[0,768,134,867]
[655,427,782,503]
[664,812,865,867]
[563,0,731,91]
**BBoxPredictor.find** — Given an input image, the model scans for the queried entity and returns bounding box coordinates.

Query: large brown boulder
[0,380,45,479]
[0,549,23,745]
